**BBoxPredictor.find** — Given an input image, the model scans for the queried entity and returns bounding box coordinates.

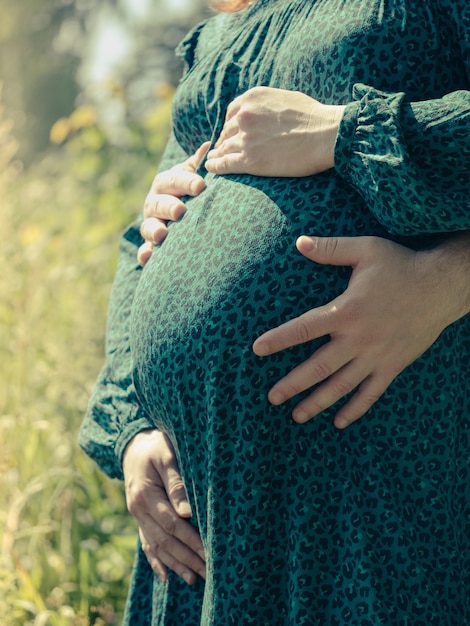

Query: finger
[185,141,211,171]
[267,340,355,406]
[154,168,205,197]
[137,241,154,267]
[140,536,204,585]
[253,303,337,357]
[149,545,205,585]
[158,465,206,561]
[296,235,376,268]
[143,194,187,221]
[162,466,192,519]
[139,528,168,584]
[140,513,206,582]
[205,152,247,175]
[224,95,243,123]
[212,117,240,150]
[290,360,371,423]
[208,132,243,162]
[333,375,392,429]
[140,217,169,244]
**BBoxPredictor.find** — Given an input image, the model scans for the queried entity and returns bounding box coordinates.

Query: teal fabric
[79,1,470,624]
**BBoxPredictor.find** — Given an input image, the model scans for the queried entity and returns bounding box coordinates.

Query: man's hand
[123,430,206,584]
[254,235,467,429]
[138,142,209,265]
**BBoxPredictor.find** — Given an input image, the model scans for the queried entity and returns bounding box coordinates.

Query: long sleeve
[335,2,470,237]
[79,133,189,479]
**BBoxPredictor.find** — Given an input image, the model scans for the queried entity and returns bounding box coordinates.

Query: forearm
[421,231,470,327]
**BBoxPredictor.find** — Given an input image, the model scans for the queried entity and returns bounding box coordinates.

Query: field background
[0,1,207,623]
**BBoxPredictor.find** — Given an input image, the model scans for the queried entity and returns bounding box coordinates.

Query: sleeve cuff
[115,416,158,479]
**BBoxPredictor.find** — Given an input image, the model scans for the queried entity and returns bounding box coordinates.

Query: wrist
[122,428,157,471]
[417,234,470,328]
[321,104,345,170]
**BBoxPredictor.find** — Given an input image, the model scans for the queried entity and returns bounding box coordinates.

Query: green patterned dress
[80,1,470,624]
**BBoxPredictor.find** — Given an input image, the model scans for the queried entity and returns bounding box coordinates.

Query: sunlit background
[0,1,208,623]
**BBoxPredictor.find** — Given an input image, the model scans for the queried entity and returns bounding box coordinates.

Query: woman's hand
[122,429,206,585]
[254,235,469,429]
[205,87,345,177]
[138,142,209,266]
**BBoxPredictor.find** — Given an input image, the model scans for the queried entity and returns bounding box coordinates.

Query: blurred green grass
[0,92,172,625]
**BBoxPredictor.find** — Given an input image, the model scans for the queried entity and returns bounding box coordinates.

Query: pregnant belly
[129,173,348,427]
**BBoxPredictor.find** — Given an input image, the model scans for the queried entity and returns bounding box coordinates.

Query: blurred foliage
[0,0,81,164]
[0,84,173,624]
[0,0,207,623]
[0,0,209,164]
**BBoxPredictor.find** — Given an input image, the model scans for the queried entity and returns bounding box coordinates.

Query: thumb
[163,463,192,518]
[179,142,210,196]
[186,141,211,172]
[296,235,365,267]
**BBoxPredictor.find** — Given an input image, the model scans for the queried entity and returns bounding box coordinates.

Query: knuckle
[322,236,340,258]
[331,377,356,397]
[127,499,137,516]
[280,378,304,400]
[359,392,382,409]
[125,483,149,515]
[336,297,362,325]
[292,316,314,344]
[143,195,154,217]
[161,515,178,537]
[151,173,166,194]
[307,358,332,382]
[247,85,264,98]
[156,170,176,193]
[167,479,186,500]
[142,538,165,557]
[157,533,173,551]
[360,376,391,407]
[212,157,227,173]
[166,174,179,191]
[226,98,238,117]
[238,106,256,127]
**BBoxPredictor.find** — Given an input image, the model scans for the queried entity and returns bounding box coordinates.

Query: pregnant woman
[80,0,470,623]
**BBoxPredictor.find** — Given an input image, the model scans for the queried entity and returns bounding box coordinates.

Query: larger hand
[254,235,467,429]
[123,430,206,584]
[205,87,345,177]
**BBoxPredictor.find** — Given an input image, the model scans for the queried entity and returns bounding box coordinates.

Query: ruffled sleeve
[79,133,189,479]
[334,2,470,236]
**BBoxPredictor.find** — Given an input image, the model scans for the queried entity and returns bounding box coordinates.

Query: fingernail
[297,236,315,251]
[292,409,309,423]
[178,501,192,516]
[252,338,266,357]
[197,550,206,561]
[182,572,193,585]
[268,389,284,405]
[189,180,200,195]
[335,417,348,429]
